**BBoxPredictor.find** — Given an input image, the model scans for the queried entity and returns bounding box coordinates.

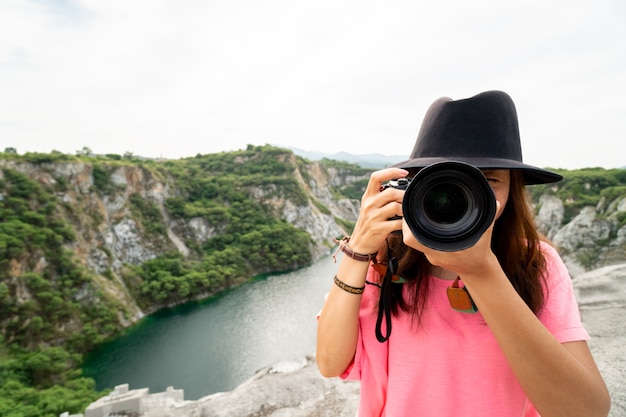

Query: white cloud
[0,0,624,168]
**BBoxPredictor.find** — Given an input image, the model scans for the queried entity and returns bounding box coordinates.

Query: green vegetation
[0,144,366,415]
[129,193,167,236]
[1,150,79,164]
[125,145,316,307]
[91,164,117,194]
[0,346,107,417]
[0,168,122,416]
[130,218,312,307]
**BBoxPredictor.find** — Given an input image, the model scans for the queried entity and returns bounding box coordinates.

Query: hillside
[1,146,625,416]
[0,145,370,416]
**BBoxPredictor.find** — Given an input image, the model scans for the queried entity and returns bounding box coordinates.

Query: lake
[83,254,338,400]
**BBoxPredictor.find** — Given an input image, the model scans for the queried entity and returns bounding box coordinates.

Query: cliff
[532,169,626,274]
[0,147,368,326]
[0,146,371,415]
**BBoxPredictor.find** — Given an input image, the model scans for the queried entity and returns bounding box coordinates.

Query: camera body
[384,161,496,252]
[383,178,411,191]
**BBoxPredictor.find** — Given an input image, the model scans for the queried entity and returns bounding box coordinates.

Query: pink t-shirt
[340,242,589,417]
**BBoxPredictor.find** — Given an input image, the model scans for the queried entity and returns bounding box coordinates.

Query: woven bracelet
[334,275,365,295]
[332,236,378,263]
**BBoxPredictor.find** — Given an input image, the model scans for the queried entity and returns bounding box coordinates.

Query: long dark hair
[378,170,547,324]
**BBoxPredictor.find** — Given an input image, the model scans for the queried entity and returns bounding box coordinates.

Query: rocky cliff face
[535,192,626,275]
[0,153,366,326]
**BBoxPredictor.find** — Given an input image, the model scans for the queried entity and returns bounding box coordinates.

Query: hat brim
[390,157,563,185]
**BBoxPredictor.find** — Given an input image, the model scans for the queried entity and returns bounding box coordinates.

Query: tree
[76,146,92,156]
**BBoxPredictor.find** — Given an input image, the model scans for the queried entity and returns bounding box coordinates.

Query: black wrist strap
[375,256,397,343]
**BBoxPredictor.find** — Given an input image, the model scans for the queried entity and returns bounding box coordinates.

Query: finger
[378,200,404,222]
[364,168,409,196]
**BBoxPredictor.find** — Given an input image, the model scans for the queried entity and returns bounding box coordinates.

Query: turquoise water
[83,255,338,400]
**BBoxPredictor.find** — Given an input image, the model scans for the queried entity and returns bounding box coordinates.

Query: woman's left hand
[401,201,501,280]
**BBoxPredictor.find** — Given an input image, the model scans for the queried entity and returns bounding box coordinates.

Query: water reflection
[83,254,337,400]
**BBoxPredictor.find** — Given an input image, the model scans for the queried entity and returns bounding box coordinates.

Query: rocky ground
[574,263,626,417]
[165,358,360,417]
[89,262,626,417]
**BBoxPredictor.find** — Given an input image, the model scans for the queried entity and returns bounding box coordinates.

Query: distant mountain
[281,146,626,171]
[283,146,407,168]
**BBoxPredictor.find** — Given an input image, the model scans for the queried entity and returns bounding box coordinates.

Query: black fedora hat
[392,90,562,185]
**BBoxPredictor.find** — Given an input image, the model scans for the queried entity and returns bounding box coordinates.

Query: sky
[0,0,624,170]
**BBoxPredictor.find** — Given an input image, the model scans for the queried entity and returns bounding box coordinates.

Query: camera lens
[423,183,469,225]
[402,161,496,251]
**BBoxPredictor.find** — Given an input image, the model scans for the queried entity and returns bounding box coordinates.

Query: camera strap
[375,256,397,343]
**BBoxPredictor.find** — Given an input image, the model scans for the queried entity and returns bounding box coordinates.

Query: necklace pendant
[446,276,478,313]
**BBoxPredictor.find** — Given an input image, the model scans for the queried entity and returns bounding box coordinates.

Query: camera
[384,161,496,252]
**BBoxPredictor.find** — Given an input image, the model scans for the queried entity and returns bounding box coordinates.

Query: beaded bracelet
[334,275,365,294]
[331,236,378,263]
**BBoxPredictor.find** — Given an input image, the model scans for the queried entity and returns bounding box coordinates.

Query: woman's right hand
[316,167,408,378]
[347,167,409,255]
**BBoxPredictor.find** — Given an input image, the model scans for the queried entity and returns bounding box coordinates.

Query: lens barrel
[402,161,496,251]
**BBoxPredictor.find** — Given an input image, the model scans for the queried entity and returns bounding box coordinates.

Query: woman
[316,91,610,416]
